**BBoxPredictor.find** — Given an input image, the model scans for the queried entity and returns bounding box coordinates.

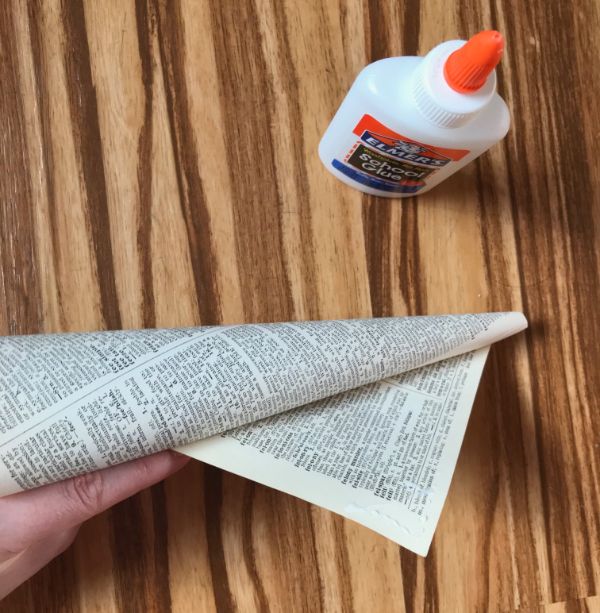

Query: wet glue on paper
[319,30,509,197]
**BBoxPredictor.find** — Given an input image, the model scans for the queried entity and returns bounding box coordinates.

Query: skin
[0,451,190,599]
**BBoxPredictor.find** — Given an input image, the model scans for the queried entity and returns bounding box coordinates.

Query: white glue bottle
[319,30,509,197]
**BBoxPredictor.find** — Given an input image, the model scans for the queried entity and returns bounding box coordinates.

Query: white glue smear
[343,502,427,536]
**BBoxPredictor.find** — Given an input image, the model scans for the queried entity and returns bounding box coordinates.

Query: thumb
[0,451,189,560]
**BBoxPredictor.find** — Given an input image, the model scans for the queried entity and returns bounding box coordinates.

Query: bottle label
[331,114,470,194]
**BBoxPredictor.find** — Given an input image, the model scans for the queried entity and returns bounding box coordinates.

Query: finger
[0,525,79,600]
[0,451,189,558]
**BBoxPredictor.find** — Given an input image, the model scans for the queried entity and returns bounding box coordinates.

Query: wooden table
[1,1,599,611]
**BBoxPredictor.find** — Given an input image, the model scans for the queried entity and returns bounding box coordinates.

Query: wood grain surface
[1,0,599,611]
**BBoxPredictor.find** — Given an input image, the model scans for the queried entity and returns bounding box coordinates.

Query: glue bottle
[318,30,509,197]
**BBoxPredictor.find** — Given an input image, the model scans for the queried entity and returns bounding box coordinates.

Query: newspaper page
[181,349,490,555]
[0,313,526,504]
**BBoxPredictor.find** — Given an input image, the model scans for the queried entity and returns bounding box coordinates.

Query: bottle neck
[412,40,497,129]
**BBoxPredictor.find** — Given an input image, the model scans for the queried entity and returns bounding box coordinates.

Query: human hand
[0,451,189,599]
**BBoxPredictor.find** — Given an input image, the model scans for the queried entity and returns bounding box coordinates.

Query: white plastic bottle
[319,30,510,197]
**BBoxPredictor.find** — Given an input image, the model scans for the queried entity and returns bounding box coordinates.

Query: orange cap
[443,30,504,93]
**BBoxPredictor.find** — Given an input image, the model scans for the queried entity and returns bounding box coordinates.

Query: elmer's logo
[352,115,470,165]
[360,130,451,168]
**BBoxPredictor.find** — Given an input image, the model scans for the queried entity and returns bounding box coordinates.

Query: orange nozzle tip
[443,30,504,93]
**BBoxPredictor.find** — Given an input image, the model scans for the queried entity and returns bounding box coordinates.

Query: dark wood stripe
[135,0,157,329]
[366,0,390,62]
[30,546,78,613]
[154,0,221,326]
[332,519,355,613]
[0,585,34,612]
[112,485,173,613]
[398,201,424,314]
[274,492,324,612]
[401,0,421,56]
[208,0,294,323]
[305,510,326,613]
[362,183,424,317]
[204,466,235,613]
[400,547,417,613]
[362,200,394,317]
[367,0,421,60]
[241,482,269,613]
[27,0,66,331]
[423,542,439,612]
[61,0,122,331]
[479,396,499,612]
[270,0,320,320]
[0,4,43,336]
[150,484,175,612]
[110,495,160,613]
[566,597,587,613]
